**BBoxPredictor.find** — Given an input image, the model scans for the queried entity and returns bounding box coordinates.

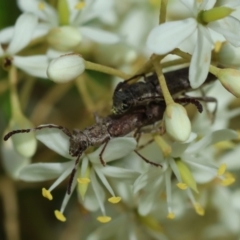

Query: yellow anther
[167,212,175,219]
[214,141,234,150]
[38,2,45,10]
[77,178,91,184]
[214,41,223,53]
[217,163,227,176]
[176,182,188,190]
[221,174,236,186]
[194,203,205,216]
[42,188,53,200]
[97,216,111,223]
[54,210,66,222]
[108,196,121,204]
[75,1,85,10]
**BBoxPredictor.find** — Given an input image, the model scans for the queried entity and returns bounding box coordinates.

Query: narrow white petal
[36,126,73,159]
[95,167,115,196]
[146,18,197,55]
[88,137,136,164]
[18,162,72,181]
[0,26,14,43]
[13,55,48,78]
[165,168,173,214]
[1,137,30,179]
[133,168,162,194]
[101,166,140,180]
[60,168,78,213]
[90,169,106,215]
[72,0,114,25]
[138,190,158,216]
[78,182,101,211]
[7,13,38,55]
[49,163,73,191]
[209,16,240,47]
[80,26,120,44]
[186,129,237,153]
[189,28,212,88]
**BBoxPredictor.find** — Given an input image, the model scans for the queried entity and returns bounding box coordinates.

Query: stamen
[214,41,222,53]
[77,177,91,184]
[42,188,53,200]
[75,1,85,9]
[167,212,175,219]
[54,210,66,222]
[38,2,45,10]
[176,182,188,190]
[194,203,205,216]
[221,173,235,186]
[97,216,111,223]
[217,163,227,176]
[108,196,121,204]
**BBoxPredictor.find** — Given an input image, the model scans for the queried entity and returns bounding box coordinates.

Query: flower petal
[80,26,120,44]
[208,16,240,47]
[0,26,14,43]
[7,13,38,55]
[17,0,58,26]
[18,162,72,181]
[100,165,140,180]
[13,55,48,78]
[189,27,212,88]
[186,129,237,153]
[133,168,163,194]
[35,126,73,159]
[146,18,197,54]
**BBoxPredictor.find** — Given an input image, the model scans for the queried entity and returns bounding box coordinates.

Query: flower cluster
[1,0,240,239]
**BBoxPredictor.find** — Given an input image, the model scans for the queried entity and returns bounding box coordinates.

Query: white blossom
[0,13,48,78]
[146,0,240,88]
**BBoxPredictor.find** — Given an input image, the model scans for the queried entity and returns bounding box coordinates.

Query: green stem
[84,61,130,79]
[151,56,174,105]
[159,0,168,24]
[172,48,191,61]
[209,65,220,76]
[75,74,95,112]
[9,66,23,119]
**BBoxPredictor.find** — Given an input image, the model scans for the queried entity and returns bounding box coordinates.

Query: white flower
[15,126,139,222]
[133,129,237,218]
[0,13,48,78]
[146,0,240,88]
[17,0,120,52]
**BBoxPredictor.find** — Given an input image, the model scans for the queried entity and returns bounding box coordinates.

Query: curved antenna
[67,153,82,195]
[3,124,72,141]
